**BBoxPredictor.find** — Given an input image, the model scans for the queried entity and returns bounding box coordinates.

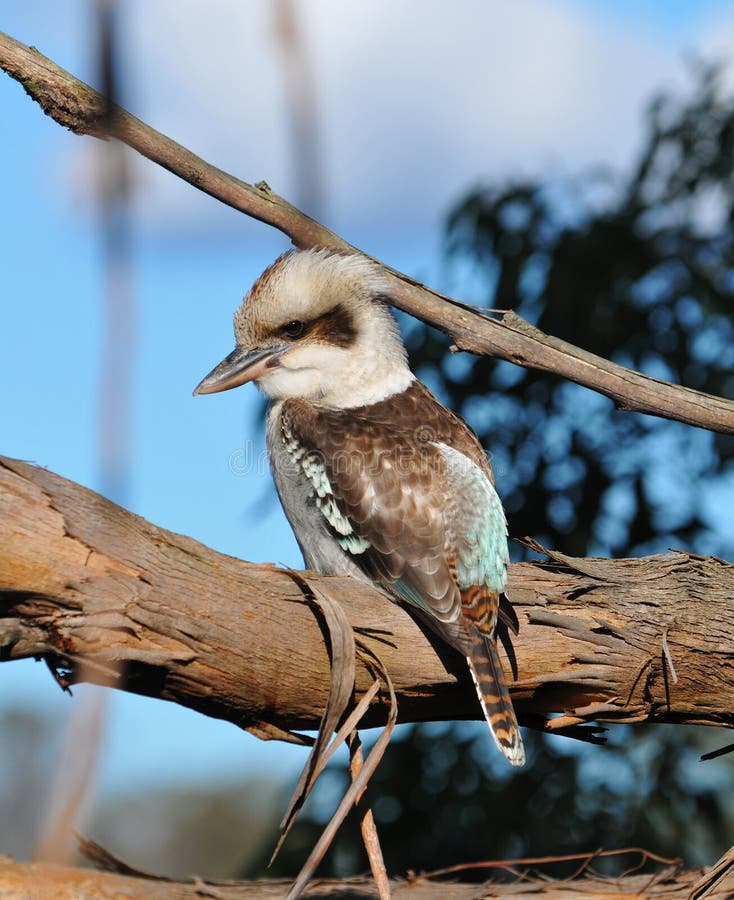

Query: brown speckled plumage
[281,380,499,647]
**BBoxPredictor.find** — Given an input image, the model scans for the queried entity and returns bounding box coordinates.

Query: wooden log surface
[1,852,733,899]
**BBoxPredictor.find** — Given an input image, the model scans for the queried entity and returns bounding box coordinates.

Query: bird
[193,248,525,766]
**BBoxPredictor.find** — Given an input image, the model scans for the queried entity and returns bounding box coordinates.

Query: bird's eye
[282,320,305,339]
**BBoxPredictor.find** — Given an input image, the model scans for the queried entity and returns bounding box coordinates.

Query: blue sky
[2,0,733,853]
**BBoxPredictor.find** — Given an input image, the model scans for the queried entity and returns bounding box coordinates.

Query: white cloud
[66,0,732,250]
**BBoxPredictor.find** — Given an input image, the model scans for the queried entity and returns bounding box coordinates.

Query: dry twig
[1,31,733,435]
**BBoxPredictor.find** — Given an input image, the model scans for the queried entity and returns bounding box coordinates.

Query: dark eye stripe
[276,303,357,348]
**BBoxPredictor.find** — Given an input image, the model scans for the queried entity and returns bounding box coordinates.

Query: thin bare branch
[1,30,733,434]
[423,846,682,880]
[348,731,391,900]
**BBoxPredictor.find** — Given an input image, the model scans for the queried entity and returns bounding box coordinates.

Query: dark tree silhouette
[431,62,734,561]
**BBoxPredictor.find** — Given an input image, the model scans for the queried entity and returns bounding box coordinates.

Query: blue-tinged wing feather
[435,442,509,596]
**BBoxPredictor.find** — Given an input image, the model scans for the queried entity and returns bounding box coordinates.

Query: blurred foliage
[90,779,283,880]
[260,64,734,879]
[422,61,734,561]
[0,708,59,860]
[264,724,732,880]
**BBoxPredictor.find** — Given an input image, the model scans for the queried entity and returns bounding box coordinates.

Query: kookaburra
[194,249,525,766]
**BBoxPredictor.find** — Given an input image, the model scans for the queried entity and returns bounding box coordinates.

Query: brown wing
[281,381,491,625]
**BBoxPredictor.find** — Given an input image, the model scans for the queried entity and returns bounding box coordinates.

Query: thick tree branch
[2,455,733,737]
[1,30,733,434]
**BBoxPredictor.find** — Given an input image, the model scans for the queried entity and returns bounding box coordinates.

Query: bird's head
[193,249,413,407]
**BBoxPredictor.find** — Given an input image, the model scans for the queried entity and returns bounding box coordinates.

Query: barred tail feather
[467,635,525,767]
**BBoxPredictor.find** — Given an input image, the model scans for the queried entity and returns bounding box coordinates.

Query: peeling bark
[2,456,732,739]
[1,852,733,899]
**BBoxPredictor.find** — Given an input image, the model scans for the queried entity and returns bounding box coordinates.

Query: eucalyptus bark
[2,456,732,738]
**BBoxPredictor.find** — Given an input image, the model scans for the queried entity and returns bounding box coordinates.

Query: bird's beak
[193,345,287,396]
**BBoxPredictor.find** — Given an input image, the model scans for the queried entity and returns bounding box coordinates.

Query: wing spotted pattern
[281,380,525,765]
[281,420,370,553]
